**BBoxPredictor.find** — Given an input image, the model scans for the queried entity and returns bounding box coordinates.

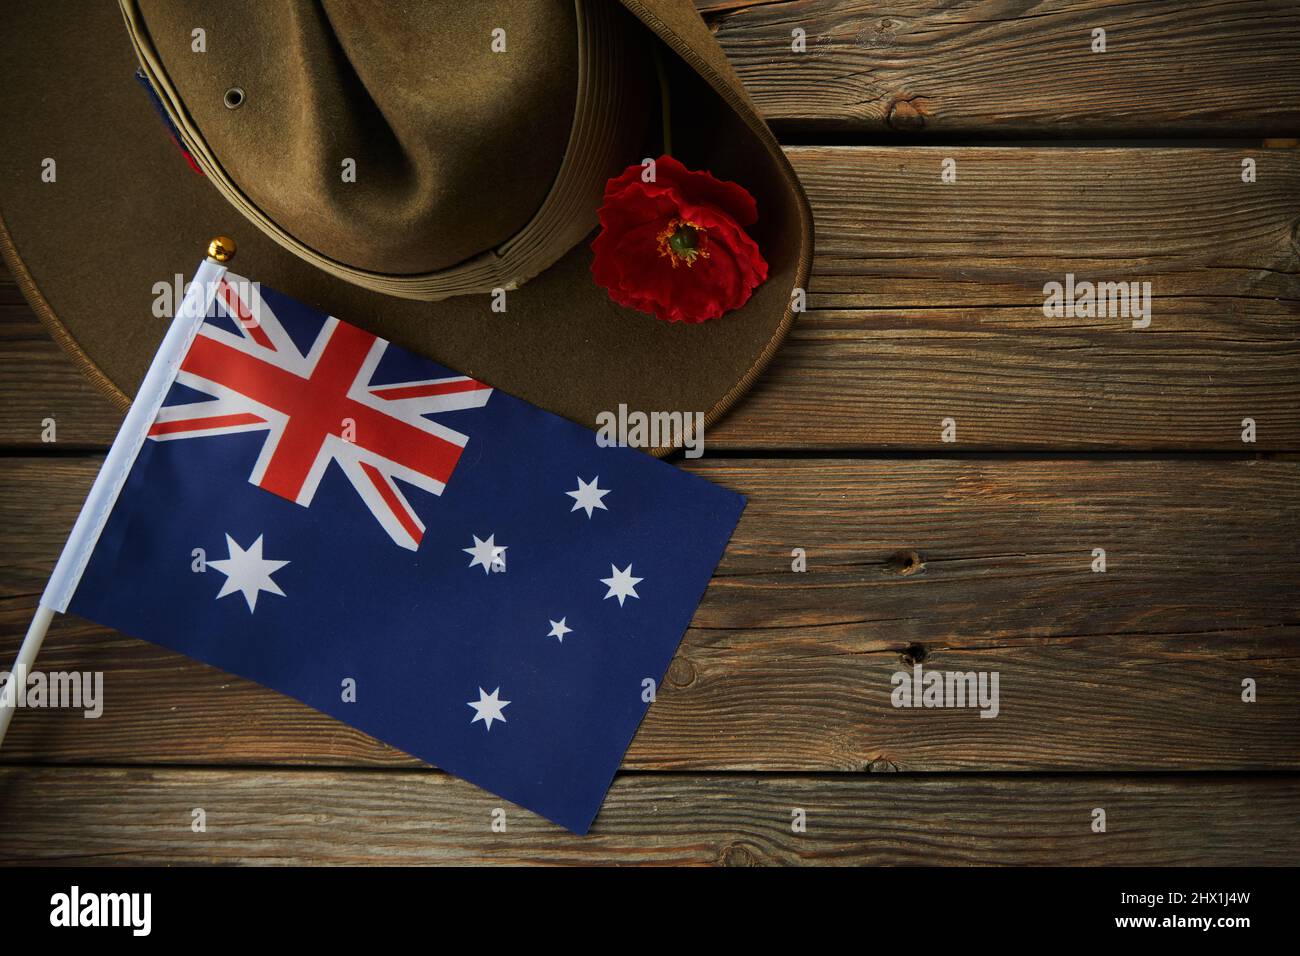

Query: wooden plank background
[1,0,1297,864]
[3,769,1296,865]
[704,0,1300,137]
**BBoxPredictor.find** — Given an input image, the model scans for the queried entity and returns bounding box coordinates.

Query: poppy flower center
[656,219,709,268]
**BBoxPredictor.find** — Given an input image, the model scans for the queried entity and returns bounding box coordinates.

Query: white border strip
[42,257,227,613]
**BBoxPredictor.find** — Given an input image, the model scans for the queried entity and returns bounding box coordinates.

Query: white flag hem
[42,258,228,613]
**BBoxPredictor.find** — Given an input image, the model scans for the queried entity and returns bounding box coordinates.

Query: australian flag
[52,263,744,834]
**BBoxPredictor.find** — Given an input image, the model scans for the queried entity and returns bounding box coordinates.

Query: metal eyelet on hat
[223,87,245,110]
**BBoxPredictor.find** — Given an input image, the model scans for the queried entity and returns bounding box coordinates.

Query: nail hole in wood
[884,549,925,576]
[901,643,928,666]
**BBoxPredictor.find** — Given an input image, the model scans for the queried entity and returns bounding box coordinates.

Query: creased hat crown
[125,0,646,299]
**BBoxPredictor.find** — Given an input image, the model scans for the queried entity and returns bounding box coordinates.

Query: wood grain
[700,0,1300,137]
[4,456,1296,770]
[5,146,1297,450]
[727,145,1300,449]
[1,767,1295,864]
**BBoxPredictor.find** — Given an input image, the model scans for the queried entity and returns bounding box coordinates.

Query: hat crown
[131,0,603,280]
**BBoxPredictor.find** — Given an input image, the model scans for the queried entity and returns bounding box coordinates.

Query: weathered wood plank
[723,145,1300,449]
[701,0,1300,136]
[4,146,1298,450]
[2,767,1295,864]
[4,456,1296,770]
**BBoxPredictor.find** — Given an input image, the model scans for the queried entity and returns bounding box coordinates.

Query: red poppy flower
[590,154,768,324]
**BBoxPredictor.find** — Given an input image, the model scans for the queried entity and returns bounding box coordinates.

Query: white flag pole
[0,239,234,747]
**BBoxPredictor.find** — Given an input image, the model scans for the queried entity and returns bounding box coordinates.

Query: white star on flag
[547,618,573,643]
[566,476,610,518]
[467,687,510,730]
[463,533,507,574]
[600,563,643,606]
[208,533,289,613]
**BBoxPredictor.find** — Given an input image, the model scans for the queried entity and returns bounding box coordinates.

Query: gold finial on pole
[206,236,236,263]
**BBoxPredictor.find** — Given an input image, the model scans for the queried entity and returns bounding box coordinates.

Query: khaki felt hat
[0,0,812,454]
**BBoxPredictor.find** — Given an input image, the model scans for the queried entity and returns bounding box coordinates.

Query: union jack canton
[61,266,745,834]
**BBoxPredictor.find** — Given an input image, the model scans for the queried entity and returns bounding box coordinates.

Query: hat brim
[0,1,812,456]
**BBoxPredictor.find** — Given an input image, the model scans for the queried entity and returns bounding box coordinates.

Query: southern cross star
[566,476,610,518]
[547,617,573,643]
[208,533,289,613]
[463,533,507,574]
[600,563,643,606]
[467,686,510,731]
